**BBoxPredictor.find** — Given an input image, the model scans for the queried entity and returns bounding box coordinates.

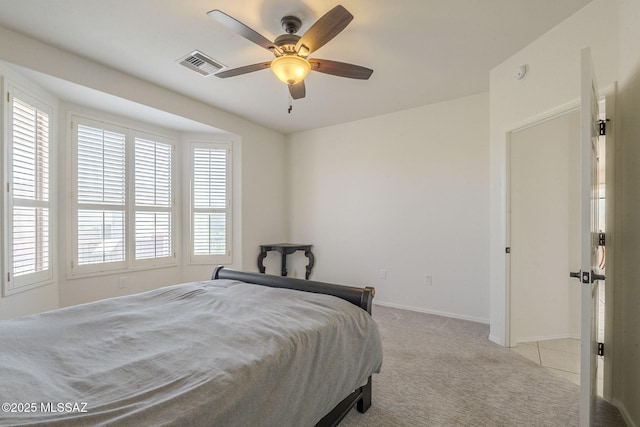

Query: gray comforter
[0,279,383,426]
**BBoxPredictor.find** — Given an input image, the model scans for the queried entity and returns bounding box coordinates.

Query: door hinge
[7,272,10,282]
[598,119,609,136]
[598,342,605,356]
[598,232,605,246]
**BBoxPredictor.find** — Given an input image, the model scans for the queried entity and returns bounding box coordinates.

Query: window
[75,123,126,268]
[134,135,173,263]
[3,88,54,294]
[71,117,175,276]
[190,142,232,264]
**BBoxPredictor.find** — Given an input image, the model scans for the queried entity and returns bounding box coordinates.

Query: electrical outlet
[118,277,127,289]
[424,274,432,286]
[379,269,387,279]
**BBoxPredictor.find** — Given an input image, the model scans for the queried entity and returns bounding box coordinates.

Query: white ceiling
[0,0,593,134]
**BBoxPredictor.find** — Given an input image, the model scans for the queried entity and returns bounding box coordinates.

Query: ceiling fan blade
[215,62,272,78]
[309,59,373,80]
[295,5,353,56]
[289,81,306,99]
[208,10,282,55]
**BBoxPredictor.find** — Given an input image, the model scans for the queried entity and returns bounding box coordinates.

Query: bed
[0,267,383,426]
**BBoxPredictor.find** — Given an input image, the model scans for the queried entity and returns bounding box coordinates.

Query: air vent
[178,50,224,77]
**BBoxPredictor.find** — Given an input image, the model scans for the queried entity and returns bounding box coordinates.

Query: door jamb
[503,85,617,404]
[602,83,617,402]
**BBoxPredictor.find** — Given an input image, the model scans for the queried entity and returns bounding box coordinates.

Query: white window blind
[71,117,176,276]
[6,93,53,292]
[75,123,126,267]
[191,142,231,264]
[134,136,173,262]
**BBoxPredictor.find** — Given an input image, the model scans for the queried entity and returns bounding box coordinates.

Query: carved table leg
[279,248,288,277]
[304,250,315,280]
[257,249,267,273]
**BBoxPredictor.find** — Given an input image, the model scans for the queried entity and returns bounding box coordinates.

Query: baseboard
[612,398,637,427]
[373,300,489,324]
[515,333,580,344]
[488,334,505,346]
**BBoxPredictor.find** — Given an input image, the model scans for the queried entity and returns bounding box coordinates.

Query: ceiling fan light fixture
[270,55,311,85]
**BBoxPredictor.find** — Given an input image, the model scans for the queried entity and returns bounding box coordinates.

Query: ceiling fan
[207,5,373,100]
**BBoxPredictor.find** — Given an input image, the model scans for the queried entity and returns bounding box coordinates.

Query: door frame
[601,83,617,402]
[504,86,617,403]
[505,100,580,347]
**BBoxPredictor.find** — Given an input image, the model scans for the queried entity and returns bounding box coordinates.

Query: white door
[574,46,603,427]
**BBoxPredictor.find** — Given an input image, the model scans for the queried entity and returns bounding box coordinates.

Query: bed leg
[357,377,372,413]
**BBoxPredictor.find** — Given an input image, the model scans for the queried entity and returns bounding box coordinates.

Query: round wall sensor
[514,65,528,80]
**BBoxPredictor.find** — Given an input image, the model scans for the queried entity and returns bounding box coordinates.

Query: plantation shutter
[76,123,126,266]
[134,136,173,262]
[191,143,231,263]
[7,95,52,290]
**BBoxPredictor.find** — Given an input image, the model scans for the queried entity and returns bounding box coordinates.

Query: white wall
[286,92,490,323]
[490,0,640,424]
[0,25,288,314]
[488,0,618,345]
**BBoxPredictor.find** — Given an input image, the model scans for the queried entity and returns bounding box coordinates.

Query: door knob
[591,270,606,283]
[569,270,605,283]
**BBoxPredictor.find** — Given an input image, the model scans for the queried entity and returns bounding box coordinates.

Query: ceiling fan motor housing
[274,33,301,54]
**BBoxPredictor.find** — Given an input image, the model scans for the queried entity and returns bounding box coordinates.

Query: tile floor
[512,338,605,396]
[512,338,581,384]
[511,283,606,396]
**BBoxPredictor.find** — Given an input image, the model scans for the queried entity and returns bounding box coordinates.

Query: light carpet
[341,305,625,427]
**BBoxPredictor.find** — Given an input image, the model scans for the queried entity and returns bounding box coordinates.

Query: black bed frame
[212,266,376,427]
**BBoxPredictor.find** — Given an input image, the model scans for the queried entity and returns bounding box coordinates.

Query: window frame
[72,118,128,274]
[3,84,55,295]
[70,115,177,278]
[189,140,232,265]
[132,130,176,269]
